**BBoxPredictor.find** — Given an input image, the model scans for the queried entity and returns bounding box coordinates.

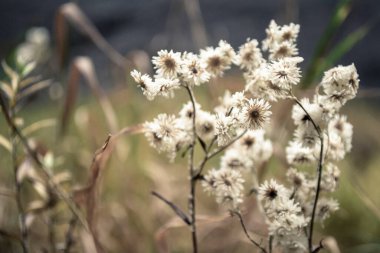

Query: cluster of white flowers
[131,19,358,253]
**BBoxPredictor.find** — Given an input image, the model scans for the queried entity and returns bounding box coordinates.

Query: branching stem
[233,211,267,253]
[292,96,324,253]
[184,86,198,253]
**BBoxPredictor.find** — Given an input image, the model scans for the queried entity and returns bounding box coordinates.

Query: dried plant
[130,20,359,253]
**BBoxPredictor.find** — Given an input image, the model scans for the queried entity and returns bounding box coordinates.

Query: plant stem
[185,86,198,253]
[193,130,247,179]
[233,211,267,253]
[292,97,324,253]
[0,93,88,231]
[9,103,29,253]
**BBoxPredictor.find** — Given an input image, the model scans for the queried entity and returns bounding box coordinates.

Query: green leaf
[21,61,36,77]
[302,0,353,87]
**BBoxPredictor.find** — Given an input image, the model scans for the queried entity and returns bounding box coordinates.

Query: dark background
[0,0,378,87]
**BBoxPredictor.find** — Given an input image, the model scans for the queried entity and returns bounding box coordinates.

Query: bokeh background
[0,0,379,252]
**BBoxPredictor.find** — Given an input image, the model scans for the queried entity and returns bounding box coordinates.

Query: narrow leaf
[22,118,56,137]
[197,135,207,153]
[18,80,51,100]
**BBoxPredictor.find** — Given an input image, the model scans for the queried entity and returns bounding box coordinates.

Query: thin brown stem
[292,96,324,253]
[151,191,191,225]
[184,86,198,253]
[62,215,77,253]
[8,101,29,253]
[193,130,247,179]
[233,211,267,253]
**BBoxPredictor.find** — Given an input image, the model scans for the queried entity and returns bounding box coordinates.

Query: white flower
[130,70,159,100]
[269,40,298,60]
[220,148,253,171]
[262,20,300,52]
[178,101,201,121]
[200,46,231,77]
[286,141,315,165]
[152,50,182,78]
[234,39,263,70]
[202,167,245,210]
[293,125,319,148]
[239,98,272,130]
[314,198,339,222]
[328,115,353,152]
[180,52,210,86]
[153,77,180,98]
[268,57,303,90]
[321,63,359,101]
[235,130,273,164]
[258,179,290,208]
[291,98,323,126]
[320,163,340,192]
[218,40,236,65]
[324,131,346,161]
[144,114,183,161]
[196,110,216,141]
[215,113,235,146]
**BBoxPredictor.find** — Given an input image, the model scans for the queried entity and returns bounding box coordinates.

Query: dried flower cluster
[131,20,359,253]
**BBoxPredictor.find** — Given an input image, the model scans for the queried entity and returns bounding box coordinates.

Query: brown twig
[184,85,199,253]
[232,211,267,253]
[292,96,324,253]
[151,191,191,225]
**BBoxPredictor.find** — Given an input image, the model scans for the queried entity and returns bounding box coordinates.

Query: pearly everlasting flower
[324,131,346,161]
[291,98,323,126]
[200,46,231,77]
[130,70,159,100]
[234,130,273,165]
[321,63,359,101]
[180,52,210,86]
[218,40,236,65]
[220,148,253,171]
[144,114,184,161]
[262,20,300,52]
[215,113,235,146]
[239,98,272,130]
[286,141,315,165]
[258,179,290,208]
[314,198,339,223]
[152,50,182,78]
[328,115,353,152]
[230,91,247,110]
[234,39,263,70]
[320,163,340,192]
[196,110,216,141]
[286,168,308,190]
[179,101,201,121]
[202,167,245,210]
[269,40,298,60]
[153,77,181,98]
[293,125,320,148]
[268,57,303,90]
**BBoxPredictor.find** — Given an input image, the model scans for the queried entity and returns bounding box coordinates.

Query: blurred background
[0,0,379,252]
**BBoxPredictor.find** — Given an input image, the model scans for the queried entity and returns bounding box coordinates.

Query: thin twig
[268,235,273,253]
[233,211,267,253]
[292,96,324,253]
[8,97,29,253]
[184,85,199,253]
[312,239,324,253]
[62,215,77,253]
[151,191,191,225]
[193,130,247,179]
